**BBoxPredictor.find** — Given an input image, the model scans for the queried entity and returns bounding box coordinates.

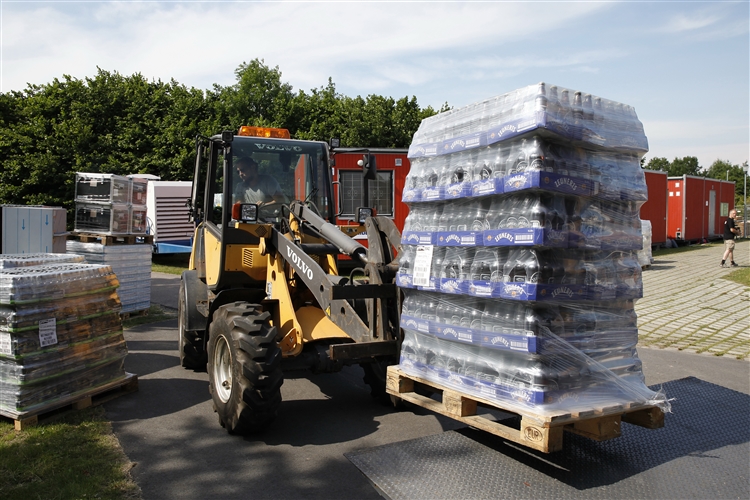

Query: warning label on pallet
[38,318,58,347]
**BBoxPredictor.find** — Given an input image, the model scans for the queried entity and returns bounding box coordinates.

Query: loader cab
[189,128,334,293]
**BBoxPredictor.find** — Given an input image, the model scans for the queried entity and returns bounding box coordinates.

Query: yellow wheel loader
[179,127,402,433]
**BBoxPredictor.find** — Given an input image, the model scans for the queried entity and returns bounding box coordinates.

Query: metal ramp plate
[345,377,750,500]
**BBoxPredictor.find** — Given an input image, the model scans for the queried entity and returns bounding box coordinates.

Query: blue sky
[1,1,748,169]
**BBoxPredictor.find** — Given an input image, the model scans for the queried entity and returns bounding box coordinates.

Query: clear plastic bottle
[441,247,460,279]
[572,91,584,135]
[421,293,438,321]
[582,94,594,130]
[457,247,475,281]
[470,199,490,231]
[471,248,500,283]
[559,89,572,129]
[428,247,446,289]
[523,249,540,284]
[515,194,536,229]
[473,146,495,181]
[534,82,548,115]
[538,250,566,284]
[437,203,455,232]
[459,298,484,330]
[437,155,453,188]
[503,248,524,283]
[547,85,560,123]
[482,197,499,231]
[425,203,443,232]
[398,245,416,278]
[454,202,473,232]
[405,158,424,191]
[498,195,520,229]
[401,290,418,317]
[421,157,439,188]
[505,138,528,175]
[526,136,552,172]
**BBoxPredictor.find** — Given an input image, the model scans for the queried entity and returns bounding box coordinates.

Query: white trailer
[145,181,194,254]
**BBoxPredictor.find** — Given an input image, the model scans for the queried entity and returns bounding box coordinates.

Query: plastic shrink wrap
[0,255,128,418]
[397,83,668,415]
[67,241,152,314]
[637,219,653,267]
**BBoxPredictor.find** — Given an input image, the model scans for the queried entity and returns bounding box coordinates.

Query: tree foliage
[0,59,439,226]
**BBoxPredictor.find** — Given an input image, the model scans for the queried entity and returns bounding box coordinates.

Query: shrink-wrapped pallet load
[396,83,669,417]
[0,255,129,419]
[66,241,152,314]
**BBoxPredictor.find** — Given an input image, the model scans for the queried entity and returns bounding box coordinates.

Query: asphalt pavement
[105,247,750,499]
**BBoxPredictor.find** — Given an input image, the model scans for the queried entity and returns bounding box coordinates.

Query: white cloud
[643,119,749,167]
[1,1,608,93]
[663,12,721,33]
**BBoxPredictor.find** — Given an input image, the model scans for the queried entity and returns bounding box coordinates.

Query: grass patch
[122,304,177,329]
[151,253,190,276]
[0,406,141,500]
[723,266,750,288]
[651,241,722,257]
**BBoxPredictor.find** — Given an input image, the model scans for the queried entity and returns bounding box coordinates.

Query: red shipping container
[641,170,668,245]
[667,175,735,242]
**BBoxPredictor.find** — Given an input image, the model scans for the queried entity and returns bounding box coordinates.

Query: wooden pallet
[386,366,664,453]
[120,308,150,321]
[69,233,154,246]
[1,373,139,431]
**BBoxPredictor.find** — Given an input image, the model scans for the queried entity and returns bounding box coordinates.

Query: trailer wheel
[178,280,207,370]
[207,302,283,434]
[361,356,402,407]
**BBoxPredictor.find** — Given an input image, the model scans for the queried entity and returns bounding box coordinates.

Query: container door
[708,190,716,235]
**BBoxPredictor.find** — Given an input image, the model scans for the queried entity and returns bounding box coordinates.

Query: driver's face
[237,163,258,184]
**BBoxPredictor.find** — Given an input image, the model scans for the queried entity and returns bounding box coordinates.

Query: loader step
[386,366,663,453]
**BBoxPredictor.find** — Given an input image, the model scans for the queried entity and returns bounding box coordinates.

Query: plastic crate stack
[396,82,668,416]
[66,241,152,314]
[74,173,148,235]
[0,254,128,419]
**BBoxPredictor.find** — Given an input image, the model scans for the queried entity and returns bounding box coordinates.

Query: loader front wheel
[207,302,283,434]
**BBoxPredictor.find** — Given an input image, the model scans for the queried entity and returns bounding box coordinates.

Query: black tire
[361,356,402,407]
[207,302,283,434]
[178,280,207,370]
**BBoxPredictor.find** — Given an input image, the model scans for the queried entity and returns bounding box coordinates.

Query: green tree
[667,156,701,177]
[643,157,670,171]
[704,159,747,208]
[221,59,294,129]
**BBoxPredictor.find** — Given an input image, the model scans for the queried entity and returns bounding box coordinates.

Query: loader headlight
[357,207,373,224]
[232,202,259,223]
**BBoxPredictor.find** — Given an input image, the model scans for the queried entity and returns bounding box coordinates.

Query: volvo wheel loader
[179,126,403,433]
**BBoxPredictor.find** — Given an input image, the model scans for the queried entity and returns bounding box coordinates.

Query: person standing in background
[720,209,739,267]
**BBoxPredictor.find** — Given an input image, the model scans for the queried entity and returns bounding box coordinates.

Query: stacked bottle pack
[0,254,128,418]
[397,84,667,416]
[74,173,148,235]
[67,241,152,314]
[407,82,648,160]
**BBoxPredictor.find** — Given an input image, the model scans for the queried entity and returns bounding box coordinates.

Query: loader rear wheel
[178,280,206,370]
[207,302,283,434]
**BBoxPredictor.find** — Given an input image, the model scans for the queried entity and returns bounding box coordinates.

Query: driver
[233,157,286,205]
